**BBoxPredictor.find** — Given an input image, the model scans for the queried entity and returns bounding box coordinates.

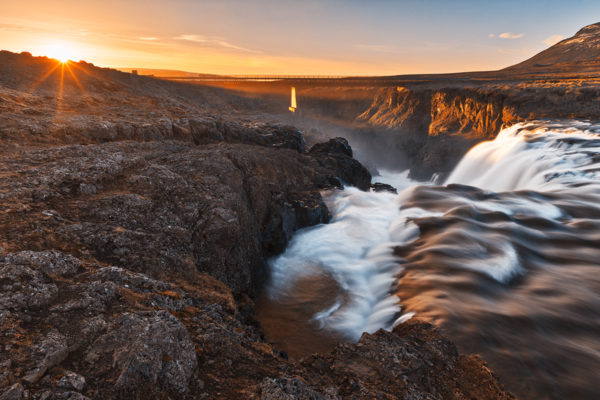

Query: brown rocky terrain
[0,51,514,399]
[0,50,273,148]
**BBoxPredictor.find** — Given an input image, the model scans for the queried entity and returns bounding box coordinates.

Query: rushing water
[256,121,600,400]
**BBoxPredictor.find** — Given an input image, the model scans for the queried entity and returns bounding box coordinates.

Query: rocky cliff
[357,81,600,179]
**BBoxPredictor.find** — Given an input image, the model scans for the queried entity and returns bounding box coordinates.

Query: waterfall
[289,86,297,112]
[258,120,600,399]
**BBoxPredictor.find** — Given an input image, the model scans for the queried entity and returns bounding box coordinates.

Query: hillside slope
[0,51,269,147]
[506,22,600,73]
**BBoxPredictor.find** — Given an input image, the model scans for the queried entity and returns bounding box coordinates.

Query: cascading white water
[259,120,600,400]
[447,121,600,193]
[265,170,419,341]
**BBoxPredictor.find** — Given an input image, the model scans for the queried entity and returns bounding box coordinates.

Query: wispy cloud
[138,36,159,41]
[175,34,205,42]
[499,32,525,39]
[0,22,35,32]
[489,33,495,38]
[174,34,259,53]
[544,34,564,46]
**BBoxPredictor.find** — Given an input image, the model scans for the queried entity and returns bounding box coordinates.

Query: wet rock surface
[370,182,398,194]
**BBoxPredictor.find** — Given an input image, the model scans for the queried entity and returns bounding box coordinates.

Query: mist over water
[257,121,600,400]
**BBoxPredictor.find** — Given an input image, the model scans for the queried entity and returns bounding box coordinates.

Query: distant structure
[289,86,297,112]
[131,69,138,75]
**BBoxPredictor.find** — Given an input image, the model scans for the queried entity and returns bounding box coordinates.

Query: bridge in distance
[152,72,542,88]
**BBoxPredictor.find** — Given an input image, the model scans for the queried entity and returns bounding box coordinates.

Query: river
[257,121,600,400]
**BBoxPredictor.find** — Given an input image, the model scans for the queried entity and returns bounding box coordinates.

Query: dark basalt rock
[0,137,368,296]
[309,138,372,191]
[86,310,197,394]
[0,383,24,400]
[371,182,398,193]
[309,137,353,157]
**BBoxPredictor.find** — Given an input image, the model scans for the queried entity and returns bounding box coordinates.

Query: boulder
[85,310,197,394]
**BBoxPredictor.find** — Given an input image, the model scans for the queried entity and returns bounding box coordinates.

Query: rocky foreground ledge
[0,126,514,399]
[0,250,513,400]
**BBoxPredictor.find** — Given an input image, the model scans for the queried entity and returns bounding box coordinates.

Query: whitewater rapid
[258,121,600,400]
[264,170,418,340]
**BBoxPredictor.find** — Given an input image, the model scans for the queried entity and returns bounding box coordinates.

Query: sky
[1,0,600,75]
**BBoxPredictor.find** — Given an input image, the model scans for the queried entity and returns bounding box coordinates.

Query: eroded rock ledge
[0,129,513,399]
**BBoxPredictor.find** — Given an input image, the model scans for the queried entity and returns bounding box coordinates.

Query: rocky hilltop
[0,50,272,147]
[506,22,600,73]
[0,52,513,399]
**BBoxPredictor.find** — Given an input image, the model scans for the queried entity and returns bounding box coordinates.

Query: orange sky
[1,1,599,75]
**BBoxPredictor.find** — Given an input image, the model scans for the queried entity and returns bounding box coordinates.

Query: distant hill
[117,67,221,78]
[505,22,600,73]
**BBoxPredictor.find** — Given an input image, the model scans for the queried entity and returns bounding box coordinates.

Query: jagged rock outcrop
[0,137,368,295]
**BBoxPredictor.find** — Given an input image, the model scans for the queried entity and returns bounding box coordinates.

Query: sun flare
[42,42,77,63]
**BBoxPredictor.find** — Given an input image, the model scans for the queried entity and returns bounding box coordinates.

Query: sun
[42,42,78,63]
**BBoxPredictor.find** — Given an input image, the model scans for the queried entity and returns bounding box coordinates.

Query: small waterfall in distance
[289,86,297,112]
